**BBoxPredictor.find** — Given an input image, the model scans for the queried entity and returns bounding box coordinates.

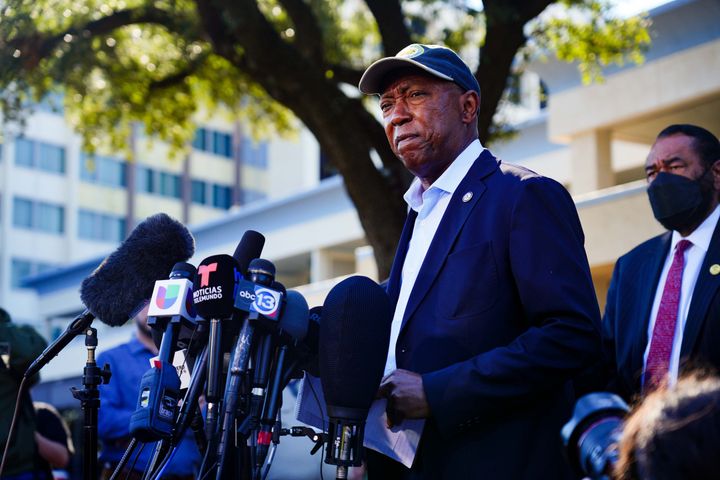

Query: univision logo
[155,284,181,310]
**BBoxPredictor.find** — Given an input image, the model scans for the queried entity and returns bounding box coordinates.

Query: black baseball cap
[359,43,480,95]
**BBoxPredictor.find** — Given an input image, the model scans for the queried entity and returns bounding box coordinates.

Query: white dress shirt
[384,139,483,376]
[643,204,720,386]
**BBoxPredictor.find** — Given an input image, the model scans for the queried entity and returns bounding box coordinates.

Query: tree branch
[327,63,363,87]
[364,0,412,56]
[8,6,198,70]
[149,51,211,91]
[475,0,554,143]
[277,0,324,65]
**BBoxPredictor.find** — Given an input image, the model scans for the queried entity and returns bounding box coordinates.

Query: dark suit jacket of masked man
[603,223,720,402]
[601,125,720,403]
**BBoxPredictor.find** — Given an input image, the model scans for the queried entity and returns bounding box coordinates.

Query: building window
[136,166,155,194]
[13,197,64,234]
[212,184,232,209]
[192,127,233,159]
[159,172,182,199]
[193,180,240,208]
[38,143,65,173]
[14,138,65,174]
[242,140,268,168]
[192,128,207,151]
[191,180,207,205]
[78,210,126,242]
[213,131,233,158]
[37,202,64,233]
[136,165,182,199]
[15,138,34,167]
[80,154,127,187]
[11,258,56,288]
[12,198,33,229]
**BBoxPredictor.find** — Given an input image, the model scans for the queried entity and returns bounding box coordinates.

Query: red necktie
[644,239,692,392]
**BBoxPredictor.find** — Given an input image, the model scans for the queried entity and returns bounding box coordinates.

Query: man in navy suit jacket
[357,44,602,479]
[602,124,720,403]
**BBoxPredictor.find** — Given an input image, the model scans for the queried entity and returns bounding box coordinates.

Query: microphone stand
[108,438,138,480]
[70,327,111,480]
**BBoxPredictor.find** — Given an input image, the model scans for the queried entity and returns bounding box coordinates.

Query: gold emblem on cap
[397,44,424,58]
[462,192,473,203]
[710,264,720,276]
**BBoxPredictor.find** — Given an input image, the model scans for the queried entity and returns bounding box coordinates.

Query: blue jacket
[97,336,201,476]
[386,150,602,479]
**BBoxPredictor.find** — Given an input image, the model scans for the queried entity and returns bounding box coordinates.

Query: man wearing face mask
[97,304,200,479]
[601,124,720,402]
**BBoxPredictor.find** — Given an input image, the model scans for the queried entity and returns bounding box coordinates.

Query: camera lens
[562,393,629,479]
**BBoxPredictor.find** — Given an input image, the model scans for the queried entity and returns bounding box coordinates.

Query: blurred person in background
[0,307,51,480]
[33,403,73,480]
[97,306,200,480]
[601,125,720,401]
[615,372,720,480]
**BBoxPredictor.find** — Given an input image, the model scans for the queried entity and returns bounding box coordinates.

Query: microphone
[255,290,310,472]
[214,258,284,480]
[193,254,241,441]
[129,262,198,442]
[24,213,194,378]
[319,276,392,480]
[296,306,322,378]
[233,230,265,275]
[148,262,198,360]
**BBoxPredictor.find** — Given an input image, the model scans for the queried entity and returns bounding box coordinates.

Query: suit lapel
[681,219,720,356]
[629,233,671,380]
[399,150,498,334]
[386,209,418,306]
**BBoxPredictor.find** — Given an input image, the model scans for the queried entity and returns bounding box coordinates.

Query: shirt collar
[671,204,720,254]
[403,139,484,212]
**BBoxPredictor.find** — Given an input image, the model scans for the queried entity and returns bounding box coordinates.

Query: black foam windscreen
[319,276,392,414]
[80,213,195,326]
[300,306,322,377]
[306,306,321,354]
[280,290,309,341]
[170,262,196,279]
[233,230,265,276]
[193,254,239,319]
[248,258,275,281]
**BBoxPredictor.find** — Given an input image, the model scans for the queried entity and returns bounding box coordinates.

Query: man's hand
[377,369,430,428]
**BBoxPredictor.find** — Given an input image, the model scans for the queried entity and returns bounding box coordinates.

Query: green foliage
[0,0,651,156]
[323,2,380,68]
[0,0,295,158]
[404,1,482,52]
[527,0,651,84]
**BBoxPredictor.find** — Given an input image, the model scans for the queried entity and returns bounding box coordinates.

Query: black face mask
[647,171,714,232]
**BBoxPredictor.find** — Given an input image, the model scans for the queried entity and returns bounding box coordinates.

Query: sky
[465,0,675,17]
[612,0,674,16]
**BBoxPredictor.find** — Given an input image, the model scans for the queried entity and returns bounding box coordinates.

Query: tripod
[70,327,111,480]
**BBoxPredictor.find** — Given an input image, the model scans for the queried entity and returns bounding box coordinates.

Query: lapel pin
[462,192,473,203]
[710,264,720,276]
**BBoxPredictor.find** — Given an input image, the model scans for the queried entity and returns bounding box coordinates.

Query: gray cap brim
[358,57,453,95]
